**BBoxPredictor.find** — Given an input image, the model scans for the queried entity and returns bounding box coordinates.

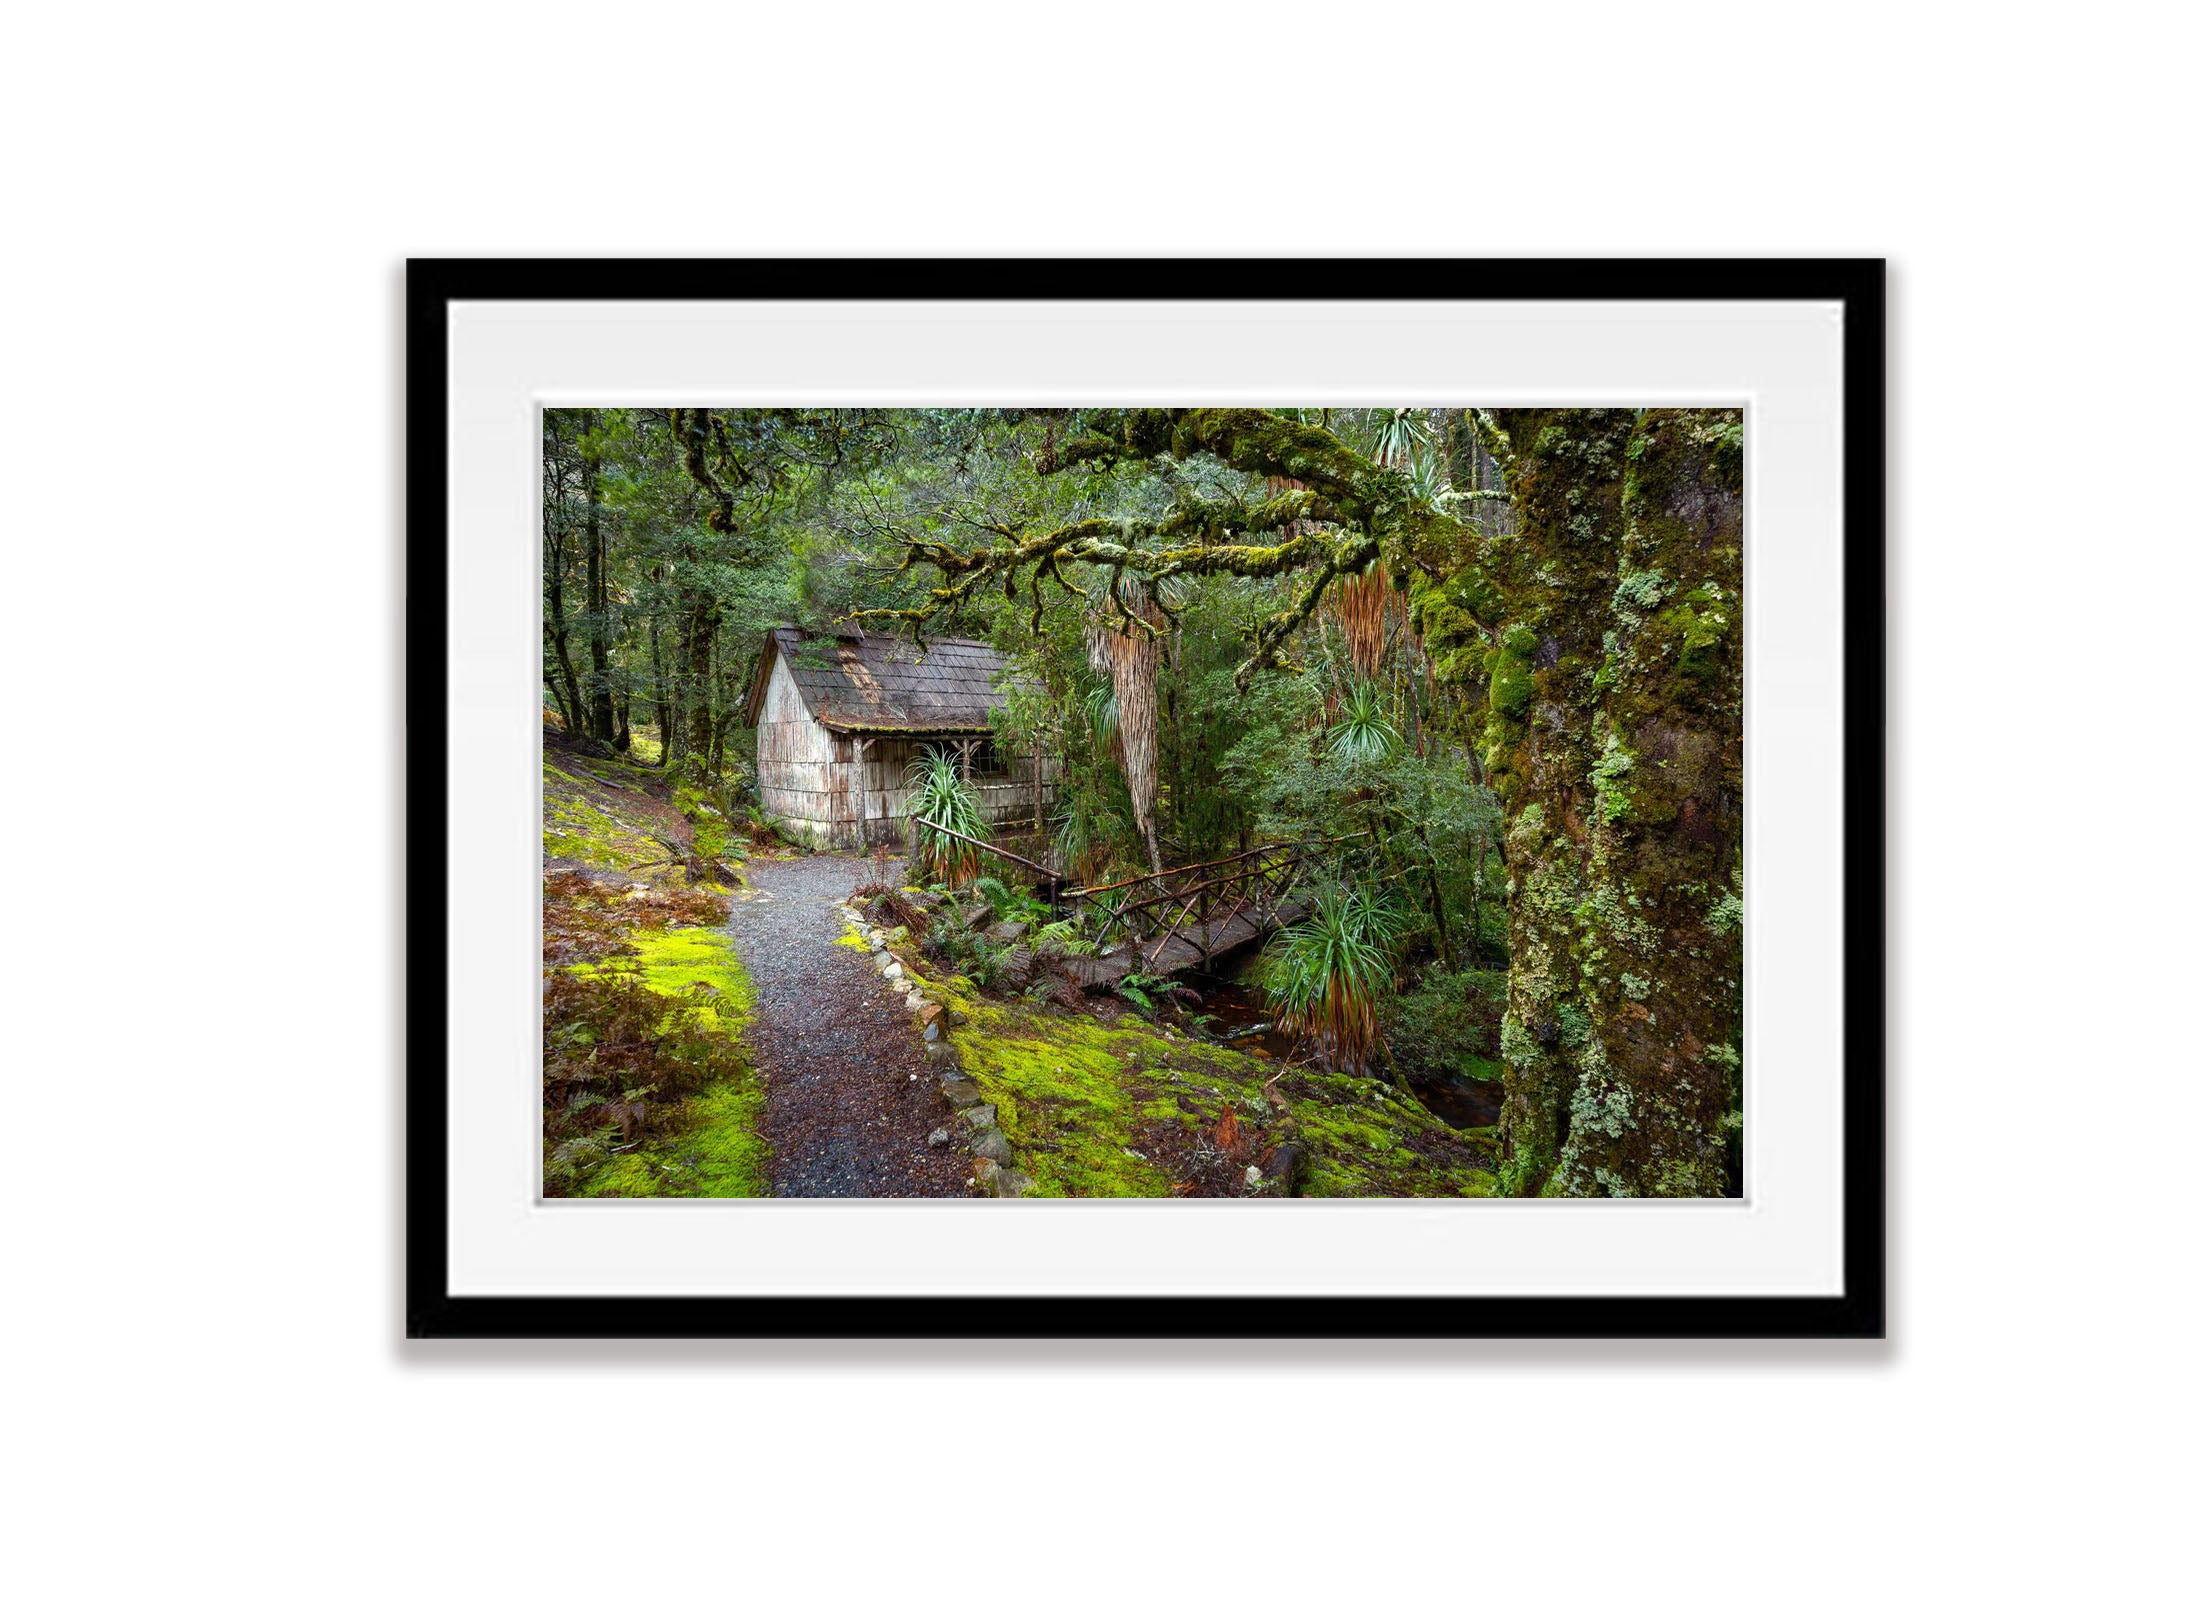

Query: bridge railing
[1064,831,1369,964]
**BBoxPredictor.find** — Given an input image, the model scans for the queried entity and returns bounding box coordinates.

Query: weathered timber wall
[753,652,1059,850]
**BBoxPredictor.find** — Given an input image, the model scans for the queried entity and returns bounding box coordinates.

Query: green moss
[626,926,754,1034]
[937,976,1495,1199]
[834,928,872,951]
[543,756,679,874]
[1670,582,1733,681]
[574,1078,768,1199]
[665,1077,770,1196]
[581,1152,664,1198]
[946,987,1186,1197]
[1488,638,1535,719]
[561,924,765,1199]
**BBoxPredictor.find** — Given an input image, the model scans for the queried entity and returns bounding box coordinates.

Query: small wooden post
[852,736,873,854]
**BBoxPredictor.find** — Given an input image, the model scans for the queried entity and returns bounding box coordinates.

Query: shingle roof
[745,627,1026,735]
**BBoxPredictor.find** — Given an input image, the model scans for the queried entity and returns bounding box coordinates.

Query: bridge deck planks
[1062,898,1306,992]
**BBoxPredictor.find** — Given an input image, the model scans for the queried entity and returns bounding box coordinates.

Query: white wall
[6,5,2193,1598]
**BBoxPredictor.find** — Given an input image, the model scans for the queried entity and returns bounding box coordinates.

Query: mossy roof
[743,626,1026,736]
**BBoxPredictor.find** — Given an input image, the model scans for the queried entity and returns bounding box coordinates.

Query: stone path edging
[836,897,1033,1198]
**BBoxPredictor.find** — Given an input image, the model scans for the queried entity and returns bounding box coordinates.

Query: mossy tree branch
[843,407,1491,685]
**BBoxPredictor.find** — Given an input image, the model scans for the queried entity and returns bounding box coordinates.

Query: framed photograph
[407,259,1883,1337]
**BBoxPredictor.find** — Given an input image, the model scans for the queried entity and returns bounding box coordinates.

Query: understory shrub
[1380,967,1508,1083]
[907,747,986,886]
[1253,881,1406,1076]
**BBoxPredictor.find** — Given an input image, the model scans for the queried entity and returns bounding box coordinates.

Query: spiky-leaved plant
[907,745,986,887]
[1356,406,1433,468]
[1327,680,1403,763]
[1254,881,1405,1076]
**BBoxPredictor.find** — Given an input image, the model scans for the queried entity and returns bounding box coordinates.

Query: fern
[1035,919,1100,958]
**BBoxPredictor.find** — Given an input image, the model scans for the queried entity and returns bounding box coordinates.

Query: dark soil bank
[720,854,967,1198]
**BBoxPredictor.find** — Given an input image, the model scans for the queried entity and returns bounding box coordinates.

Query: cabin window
[921,738,1007,779]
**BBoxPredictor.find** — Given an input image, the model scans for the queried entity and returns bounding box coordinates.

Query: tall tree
[578,409,618,744]
[542,414,587,732]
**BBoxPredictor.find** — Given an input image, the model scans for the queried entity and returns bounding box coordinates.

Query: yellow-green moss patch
[627,926,754,1033]
[935,975,1495,1199]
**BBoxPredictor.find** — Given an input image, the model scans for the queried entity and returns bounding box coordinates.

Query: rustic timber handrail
[909,815,1060,880]
[1068,830,1369,961]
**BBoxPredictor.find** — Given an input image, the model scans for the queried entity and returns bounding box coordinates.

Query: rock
[971,1157,1002,1186]
[993,1169,1034,1199]
[1245,1165,1263,1186]
[966,903,996,933]
[923,1021,941,1043]
[550,1139,605,1171]
[882,963,903,982]
[940,1079,985,1111]
[917,1002,944,1028]
[971,1129,1012,1165]
[1259,1142,1309,1197]
[927,1127,952,1147]
[904,992,924,1011]
[926,1042,953,1063]
[891,978,913,995]
[948,1008,970,1027]
[961,1102,997,1130]
[873,952,892,972]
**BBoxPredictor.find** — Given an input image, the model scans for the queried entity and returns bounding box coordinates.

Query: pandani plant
[1355,405,1433,468]
[1253,880,1405,1076]
[907,745,986,887]
[1326,680,1403,763]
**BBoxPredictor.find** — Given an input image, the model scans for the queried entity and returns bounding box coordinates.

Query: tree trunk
[1463,409,1744,1197]
[543,660,576,735]
[683,604,717,771]
[648,610,675,767]
[544,542,585,735]
[581,413,617,744]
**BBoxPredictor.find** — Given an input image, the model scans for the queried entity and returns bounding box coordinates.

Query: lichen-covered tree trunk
[1416,408,1743,1196]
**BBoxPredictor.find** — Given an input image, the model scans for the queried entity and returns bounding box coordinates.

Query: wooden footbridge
[912,819,1362,990]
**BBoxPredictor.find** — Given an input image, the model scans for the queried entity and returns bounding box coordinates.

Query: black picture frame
[406,258,1885,1339]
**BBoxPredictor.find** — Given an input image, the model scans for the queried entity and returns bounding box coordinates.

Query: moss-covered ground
[925,970,1495,1199]
[541,740,767,1198]
[542,744,688,875]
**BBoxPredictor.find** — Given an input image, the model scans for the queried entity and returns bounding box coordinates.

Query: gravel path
[720,854,967,1198]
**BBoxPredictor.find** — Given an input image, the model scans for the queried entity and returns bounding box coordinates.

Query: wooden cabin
[743,627,1055,849]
